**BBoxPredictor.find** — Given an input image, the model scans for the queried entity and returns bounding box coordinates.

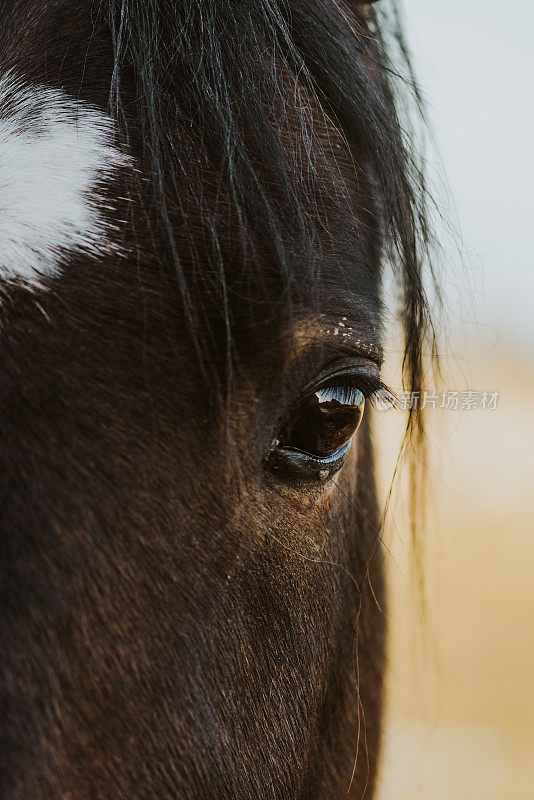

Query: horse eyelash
[339,374,398,413]
[328,372,393,404]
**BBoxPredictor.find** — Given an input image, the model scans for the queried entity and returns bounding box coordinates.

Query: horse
[0,1,434,797]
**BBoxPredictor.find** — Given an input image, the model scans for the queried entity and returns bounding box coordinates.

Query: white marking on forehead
[0,71,131,287]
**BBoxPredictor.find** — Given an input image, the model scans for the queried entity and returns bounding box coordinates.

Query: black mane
[97,0,435,387]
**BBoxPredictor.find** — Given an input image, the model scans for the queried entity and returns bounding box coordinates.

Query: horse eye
[280,385,365,459]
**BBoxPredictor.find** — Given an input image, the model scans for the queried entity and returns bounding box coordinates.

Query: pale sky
[400,0,534,352]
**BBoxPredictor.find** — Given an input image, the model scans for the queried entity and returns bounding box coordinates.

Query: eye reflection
[280,385,365,459]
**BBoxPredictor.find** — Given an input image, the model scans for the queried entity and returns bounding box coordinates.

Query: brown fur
[0,1,412,797]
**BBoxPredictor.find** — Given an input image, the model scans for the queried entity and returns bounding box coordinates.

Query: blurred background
[375,1,534,798]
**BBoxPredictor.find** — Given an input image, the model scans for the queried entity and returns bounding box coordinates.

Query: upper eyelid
[299,360,384,401]
[275,366,387,443]
[268,355,385,444]
[288,315,383,368]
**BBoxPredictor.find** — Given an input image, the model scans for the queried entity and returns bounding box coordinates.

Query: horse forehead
[0,71,130,288]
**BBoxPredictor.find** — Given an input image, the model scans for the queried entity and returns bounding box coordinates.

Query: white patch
[0,71,131,286]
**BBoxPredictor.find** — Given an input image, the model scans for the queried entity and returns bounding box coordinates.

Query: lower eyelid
[266,440,352,483]
[280,440,352,465]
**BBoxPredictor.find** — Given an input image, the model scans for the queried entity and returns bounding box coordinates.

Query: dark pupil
[282,386,365,458]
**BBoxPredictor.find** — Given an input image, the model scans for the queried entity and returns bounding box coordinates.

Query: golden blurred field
[375,343,534,799]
